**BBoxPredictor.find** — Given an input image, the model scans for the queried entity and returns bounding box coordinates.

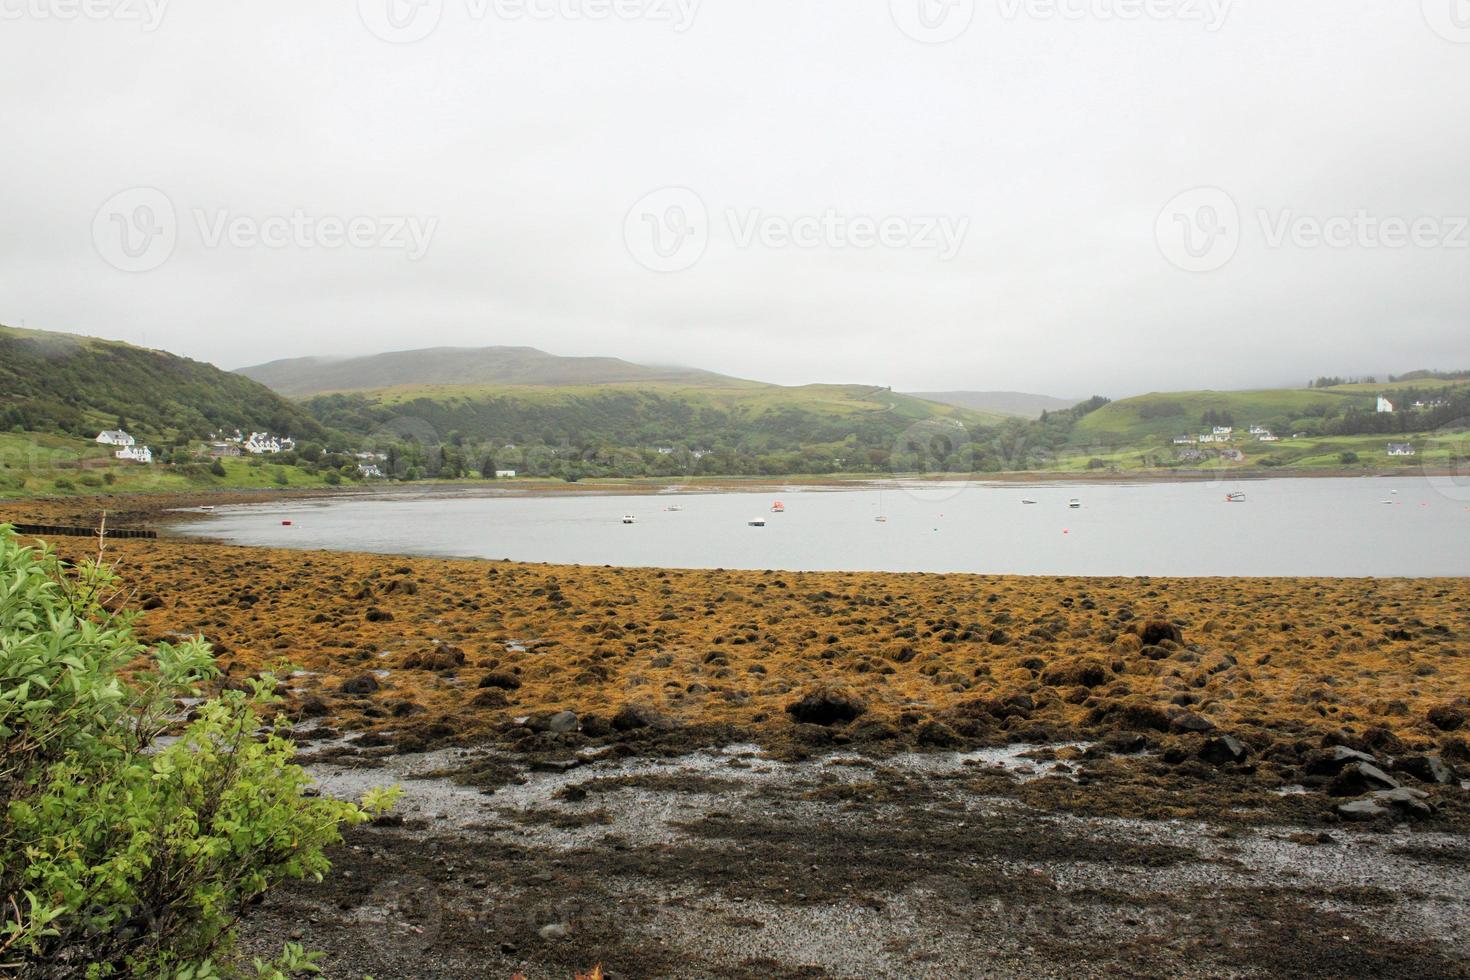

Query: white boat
[665,504,684,512]
[622,514,637,524]
[1068,498,1082,509]
[748,517,766,527]
[874,515,888,523]
[1226,492,1246,503]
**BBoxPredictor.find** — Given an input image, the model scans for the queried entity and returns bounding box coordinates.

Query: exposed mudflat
[237,737,1470,979]
[4,516,1467,978]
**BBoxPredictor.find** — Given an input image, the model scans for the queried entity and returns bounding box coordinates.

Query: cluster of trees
[325,395,1114,482]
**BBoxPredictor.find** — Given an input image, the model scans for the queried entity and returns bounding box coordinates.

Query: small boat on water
[748,517,767,527]
[665,504,684,512]
[1068,499,1082,509]
[771,501,786,513]
[1226,492,1246,503]
[874,515,888,523]
[1022,499,1038,505]
[622,514,637,524]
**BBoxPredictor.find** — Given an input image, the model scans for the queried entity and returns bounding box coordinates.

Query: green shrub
[0,526,394,977]
[1339,451,1360,465]
[210,458,228,478]
[79,474,104,488]
[51,478,75,491]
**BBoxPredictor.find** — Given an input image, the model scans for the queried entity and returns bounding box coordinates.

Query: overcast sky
[1,0,1467,397]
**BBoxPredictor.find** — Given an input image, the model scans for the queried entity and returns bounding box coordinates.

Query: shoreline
[1,467,1452,533]
[9,520,1469,977]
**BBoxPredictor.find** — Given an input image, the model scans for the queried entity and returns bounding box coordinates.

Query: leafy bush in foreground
[0,525,392,978]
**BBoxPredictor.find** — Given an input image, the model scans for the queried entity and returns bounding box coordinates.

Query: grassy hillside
[0,325,327,443]
[237,345,741,397]
[301,381,1002,454]
[1071,388,1373,444]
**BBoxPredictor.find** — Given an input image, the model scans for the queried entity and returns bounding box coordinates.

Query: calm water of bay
[170,477,1470,578]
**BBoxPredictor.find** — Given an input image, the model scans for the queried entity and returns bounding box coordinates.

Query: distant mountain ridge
[238,346,744,397]
[906,390,1082,419]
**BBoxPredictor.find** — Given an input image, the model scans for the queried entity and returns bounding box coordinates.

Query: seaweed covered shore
[6,509,1469,977]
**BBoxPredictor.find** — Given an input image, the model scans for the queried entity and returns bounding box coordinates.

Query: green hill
[1068,379,1470,449]
[237,345,741,397]
[301,381,1003,463]
[0,325,327,443]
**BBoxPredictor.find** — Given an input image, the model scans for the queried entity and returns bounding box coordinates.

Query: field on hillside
[1071,388,1376,444]
[0,431,338,498]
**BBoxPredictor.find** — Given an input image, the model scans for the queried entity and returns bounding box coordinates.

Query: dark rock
[1116,703,1171,732]
[915,720,961,748]
[786,688,867,726]
[472,689,510,709]
[1336,799,1388,821]
[296,695,330,718]
[1395,754,1455,786]
[479,671,522,691]
[1138,620,1183,646]
[1042,659,1109,689]
[339,674,380,696]
[364,608,393,623]
[1427,705,1466,732]
[612,703,667,732]
[404,647,465,671]
[1170,711,1216,734]
[1371,787,1435,819]
[1200,735,1249,766]
[547,710,579,734]
[1103,731,1149,755]
[139,595,165,611]
[1305,746,1379,777]
[1328,762,1400,797]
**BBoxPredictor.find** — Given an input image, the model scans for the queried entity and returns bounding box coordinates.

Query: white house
[115,445,152,464]
[1257,433,1280,443]
[96,430,135,447]
[495,469,518,479]
[1249,425,1269,436]
[1387,443,1416,457]
[244,432,295,455]
[1212,426,1234,437]
[1173,435,1196,446]
[357,463,385,478]
[1198,434,1217,444]
[1377,396,1396,414]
